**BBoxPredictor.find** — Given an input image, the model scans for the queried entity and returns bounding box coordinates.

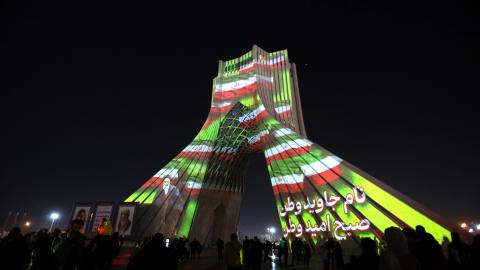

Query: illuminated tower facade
[126,45,456,244]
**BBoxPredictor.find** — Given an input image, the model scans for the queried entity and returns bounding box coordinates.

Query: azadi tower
[126,45,456,244]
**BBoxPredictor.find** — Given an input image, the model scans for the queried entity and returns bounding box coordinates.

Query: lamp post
[266,227,276,259]
[23,221,31,232]
[267,226,276,242]
[49,213,59,232]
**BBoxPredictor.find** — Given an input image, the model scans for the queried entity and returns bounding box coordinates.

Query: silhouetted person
[96,218,113,236]
[263,240,272,263]
[414,225,446,270]
[0,227,29,270]
[415,225,435,243]
[325,237,336,269]
[441,236,450,255]
[189,238,201,260]
[89,231,121,270]
[319,243,329,270]
[132,233,177,270]
[402,228,422,256]
[247,236,262,270]
[224,233,242,270]
[50,228,63,252]
[176,237,189,262]
[91,234,111,270]
[447,231,470,269]
[29,229,57,270]
[74,209,87,234]
[108,232,122,267]
[356,237,380,270]
[278,237,288,266]
[470,234,480,268]
[302,241,311,266]
[403,227,445,270]
[242,236,251,265]
[216,238,224,261]
[55,219,86,270]
[379,227,421,270]
[290,237,301,266]
[334,240,344,268]
[197,241,203,259]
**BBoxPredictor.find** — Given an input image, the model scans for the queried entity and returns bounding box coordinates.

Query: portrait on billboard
[115,204,137,236]
[71,204,92,234]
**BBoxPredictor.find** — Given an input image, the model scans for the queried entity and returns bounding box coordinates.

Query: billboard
[91,203,115,233]
[70,203,93,234]
[114,203,137,237]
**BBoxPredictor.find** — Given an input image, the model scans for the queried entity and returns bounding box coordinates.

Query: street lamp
[49,213,59,232]
[25,221,31,227]
[266,227,276,259]
[460,222,467,228]
[267,226,276,241]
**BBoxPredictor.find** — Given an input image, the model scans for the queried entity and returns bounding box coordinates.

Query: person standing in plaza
[225,233,243,270]
[278,237,289,267]
[216,238,224,261]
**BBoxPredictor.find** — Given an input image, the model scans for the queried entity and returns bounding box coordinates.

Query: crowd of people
[220,233,343,270]
[1,218,479,270]
[0,218,122,270]
[221,226,480,270]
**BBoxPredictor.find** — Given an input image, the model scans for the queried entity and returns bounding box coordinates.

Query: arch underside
[125,46,455,245]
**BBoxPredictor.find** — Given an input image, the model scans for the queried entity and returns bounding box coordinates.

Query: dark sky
[2,1,479,234]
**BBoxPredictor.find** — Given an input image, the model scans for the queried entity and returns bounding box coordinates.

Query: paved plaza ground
[111,246,335,270]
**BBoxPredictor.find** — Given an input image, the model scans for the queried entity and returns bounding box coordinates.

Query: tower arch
[126,45,457,245]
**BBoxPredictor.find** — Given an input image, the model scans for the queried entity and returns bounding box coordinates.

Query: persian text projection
[281,186,370,240]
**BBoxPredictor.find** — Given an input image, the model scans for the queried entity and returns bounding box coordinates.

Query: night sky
[3,1,479,235]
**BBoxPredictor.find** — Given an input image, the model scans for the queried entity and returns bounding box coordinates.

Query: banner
[114,203,137,236]
[91,203,114,233]
[70,203,93,234]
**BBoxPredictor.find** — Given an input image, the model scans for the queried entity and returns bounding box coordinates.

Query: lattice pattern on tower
[125,45,457,246]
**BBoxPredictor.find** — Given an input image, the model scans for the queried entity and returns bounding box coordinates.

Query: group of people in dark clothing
[1,219,480,270]
[0,218,198,270]
[342,226,480,270]
[241,236,276,268]
[277,236,312,267]
[220,234,313,270]
[221,226,480,270]
[0,219,122,270]
[129,233,179,270]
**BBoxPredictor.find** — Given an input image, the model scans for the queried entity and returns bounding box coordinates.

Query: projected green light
[125,46,454,244]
